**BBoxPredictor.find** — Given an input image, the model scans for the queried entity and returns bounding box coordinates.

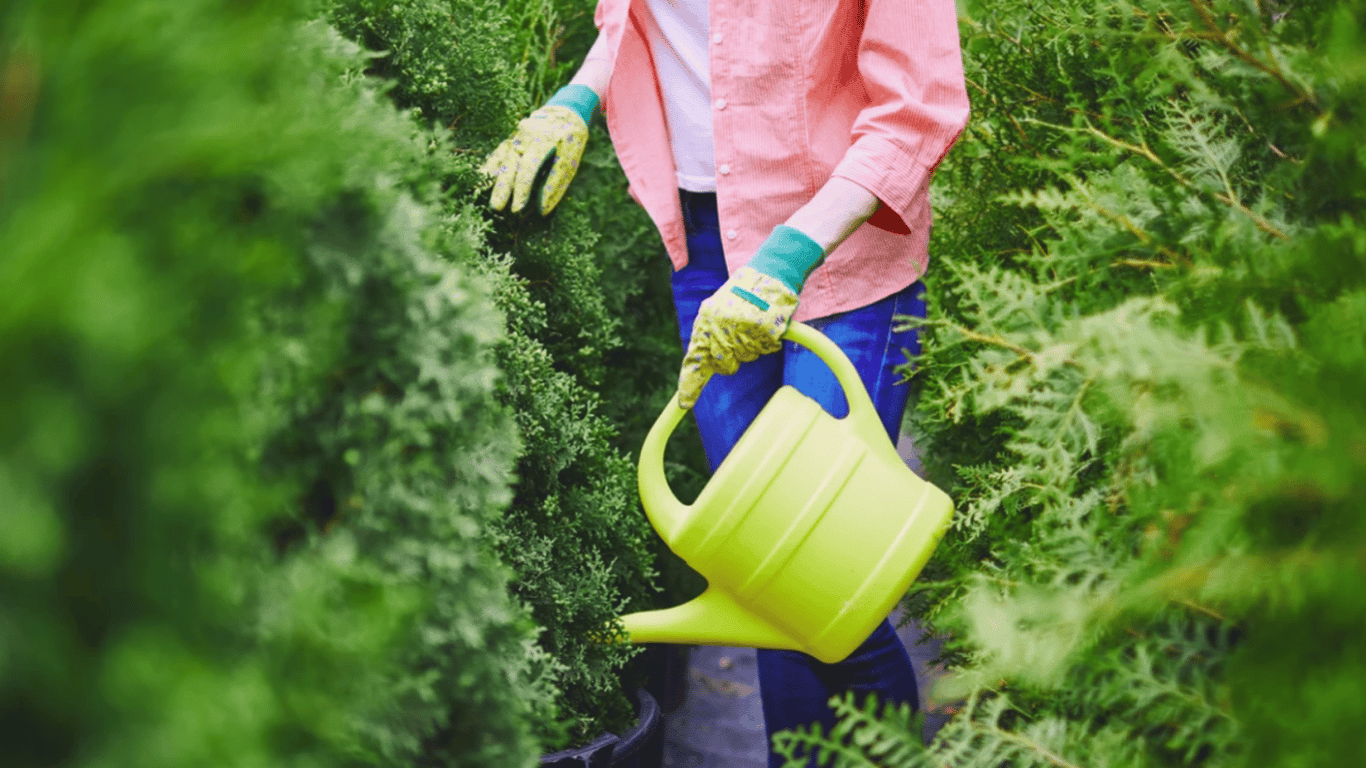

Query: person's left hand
[676,265,799,409]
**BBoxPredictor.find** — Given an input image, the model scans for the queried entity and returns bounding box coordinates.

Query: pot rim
[539,687,660,766]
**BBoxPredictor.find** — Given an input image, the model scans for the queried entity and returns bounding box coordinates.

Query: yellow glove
[481,84,598,215]
[677,225,829,409]
[677,265,800,409]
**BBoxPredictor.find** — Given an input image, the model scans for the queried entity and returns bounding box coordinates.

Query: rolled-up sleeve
[830,0,970,223]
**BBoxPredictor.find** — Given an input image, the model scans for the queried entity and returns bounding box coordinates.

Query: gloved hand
[676,225,826,409]
[481,84,598,215]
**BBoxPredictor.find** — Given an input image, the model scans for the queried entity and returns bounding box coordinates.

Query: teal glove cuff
[744,225,826,295]
[546,84,600,127]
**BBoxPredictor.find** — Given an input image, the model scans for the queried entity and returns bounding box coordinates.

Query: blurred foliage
[778,0,1366,765]
[1,0,552,767]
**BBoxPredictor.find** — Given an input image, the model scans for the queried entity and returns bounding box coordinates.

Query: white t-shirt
[642,0,716,192]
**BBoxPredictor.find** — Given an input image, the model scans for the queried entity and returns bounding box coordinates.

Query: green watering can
[618,322,954,664]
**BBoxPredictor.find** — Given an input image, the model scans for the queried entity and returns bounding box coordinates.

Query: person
[482,0,969,763]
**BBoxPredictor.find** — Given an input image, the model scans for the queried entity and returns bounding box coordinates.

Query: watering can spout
[620,587,800,651]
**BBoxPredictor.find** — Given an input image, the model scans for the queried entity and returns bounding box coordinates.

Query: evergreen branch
[1006,112,1035,150]
[1112,258,1179,270]
[1060,173,1191,263]
[922,319,1038,360]
[1175,597,1228,622]
[1079,123,1171,173]
[1165,102,1291,240]
[1187,0,1322,115]
[773,694,925,768]
[1027,116,1289,240]
[919,318,1085,371]
[1051,378,1096,458]
[932,697,1090,768]
[1212,190,1289,239]
[1022,115,1188,187]
[982,724,1087,768]
[963,74,990,98]
[1266,141,1299,163]
[998,80,1124,125]
[906,578,972,594]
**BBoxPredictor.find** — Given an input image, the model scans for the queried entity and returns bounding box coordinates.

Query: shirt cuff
[831,131,959,229]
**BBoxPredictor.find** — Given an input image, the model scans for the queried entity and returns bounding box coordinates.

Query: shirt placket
[707,1,742,267]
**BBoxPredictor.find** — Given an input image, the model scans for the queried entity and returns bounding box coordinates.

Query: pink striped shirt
[592,0,970,322]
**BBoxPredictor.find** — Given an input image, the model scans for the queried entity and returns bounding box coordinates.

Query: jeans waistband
[679,189,718,235]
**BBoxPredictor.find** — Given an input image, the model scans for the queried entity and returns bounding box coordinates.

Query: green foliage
[2,2,546,767]
[774,694,925,768]
[325,0,529,150]
[793,0,1366,765]
[534,0,712,602]
[324,0,691,747]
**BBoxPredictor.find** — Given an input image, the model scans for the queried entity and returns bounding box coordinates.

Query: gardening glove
[676,225,826,409]
[480,84,598,215]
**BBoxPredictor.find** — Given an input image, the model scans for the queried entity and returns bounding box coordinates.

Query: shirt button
[725,229,738,240]
[712,33,723,44]
[714,98,727,110]
[718,164,730,175]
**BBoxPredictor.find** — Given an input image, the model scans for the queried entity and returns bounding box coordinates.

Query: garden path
[660,432,959,768]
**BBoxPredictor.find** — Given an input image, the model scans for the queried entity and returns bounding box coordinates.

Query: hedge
[2,1,548,767]
[775,1,1366,766]
[323,0,703,748]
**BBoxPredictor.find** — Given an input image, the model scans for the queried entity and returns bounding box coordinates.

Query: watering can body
[621,322,954,664]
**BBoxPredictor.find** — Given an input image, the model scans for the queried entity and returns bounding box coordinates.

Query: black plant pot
[540,688,662,768]
[640,644,691,714]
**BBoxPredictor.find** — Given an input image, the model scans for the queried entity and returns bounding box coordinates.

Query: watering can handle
[639,322,884,539]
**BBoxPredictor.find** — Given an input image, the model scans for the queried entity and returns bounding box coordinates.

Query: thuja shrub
[776,1,1366,766]
[570,115,714,607]
[325,0,671,746]
[1,2,546,767]
[519,0,713,611]
[250,57,555,768]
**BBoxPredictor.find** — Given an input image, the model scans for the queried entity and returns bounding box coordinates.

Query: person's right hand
[480,105,588,216]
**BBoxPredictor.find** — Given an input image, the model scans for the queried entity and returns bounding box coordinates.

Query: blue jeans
[669,190,924,767]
